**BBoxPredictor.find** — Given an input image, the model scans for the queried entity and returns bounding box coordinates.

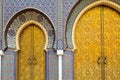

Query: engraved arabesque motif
[18,25,46,80]
[104,6,120,80]
[74,6,101,80]
[74,5,120,80]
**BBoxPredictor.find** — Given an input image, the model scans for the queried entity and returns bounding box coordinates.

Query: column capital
[57,50,64,55]
[0,50,4,55]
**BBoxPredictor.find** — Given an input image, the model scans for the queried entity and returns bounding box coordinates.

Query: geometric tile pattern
[57,0,78,49]
[3,0,79,49]
[48,51,58,80]
[6,10,55,49]
[63,0,78,48]
[65,0,96,49]
[63,51,74,80]
[3,0,57,29]
[3,0,57,49]
[0,0,2,50]
[1,51,16,80]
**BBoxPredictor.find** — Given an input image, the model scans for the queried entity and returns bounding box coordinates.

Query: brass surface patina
[74,6,120,80]
[18,24,46,80]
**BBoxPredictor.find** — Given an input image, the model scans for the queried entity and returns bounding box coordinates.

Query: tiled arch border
[2,8,56,51]
[65,0,120,50]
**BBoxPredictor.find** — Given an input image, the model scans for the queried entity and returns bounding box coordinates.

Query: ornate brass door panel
[74,7,101,80]
[104,7,120,80]
[74,6,120,80]
[18,24,46,80]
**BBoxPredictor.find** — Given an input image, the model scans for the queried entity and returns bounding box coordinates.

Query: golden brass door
[74,6,120,80]
[104,7,120,80]
[18,24,46,80]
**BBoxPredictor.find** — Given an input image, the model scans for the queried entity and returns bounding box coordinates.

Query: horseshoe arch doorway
[16,21,47,80]
[74,5,120,80]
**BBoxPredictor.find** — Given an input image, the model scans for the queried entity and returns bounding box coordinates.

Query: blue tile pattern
[2,0,120,80]
[48,51,58,80]
[65,0,96,49]
[5,10,55,49]
[1,51,16,80]
[3,0,57,29]
[63,51,74,80]
[63,0,78,48]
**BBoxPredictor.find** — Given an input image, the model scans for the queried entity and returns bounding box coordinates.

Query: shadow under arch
[2,8,56,51]
[65,0,120,51]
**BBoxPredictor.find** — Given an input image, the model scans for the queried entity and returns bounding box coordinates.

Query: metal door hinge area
[97,56,107,65]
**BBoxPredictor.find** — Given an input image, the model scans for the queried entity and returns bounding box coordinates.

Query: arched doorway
[74,5,120,80]
[17,22,47,80]
[3,8,55,80]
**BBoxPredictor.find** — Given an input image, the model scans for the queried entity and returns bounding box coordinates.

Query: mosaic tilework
[0,0,2,50]
[46,52,49,80]
[57,0,63,49]
[1,51,16,80]
[63,0,78,48]
[3,0,57,29]
[48,51,58,80]
[3,0,80,50]
[6,10,55,49]
[63,51,74,80]
[65,0,96,49]
[3,0,57,49]
[3,0,78,50]
[57,0,78,49]
[0,39,2,50]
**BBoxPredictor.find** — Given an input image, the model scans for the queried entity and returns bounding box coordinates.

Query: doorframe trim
[15,20,48,52]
